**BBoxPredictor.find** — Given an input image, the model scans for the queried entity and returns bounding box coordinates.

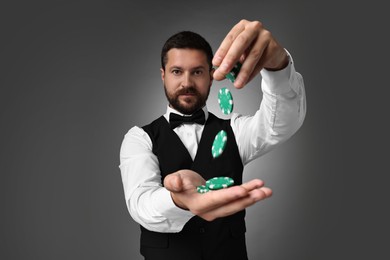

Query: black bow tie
[169,109,206,129]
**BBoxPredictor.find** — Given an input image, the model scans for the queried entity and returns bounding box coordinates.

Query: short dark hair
[161,31,213,71]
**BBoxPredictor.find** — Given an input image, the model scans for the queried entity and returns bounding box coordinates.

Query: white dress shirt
[119,53,306,233]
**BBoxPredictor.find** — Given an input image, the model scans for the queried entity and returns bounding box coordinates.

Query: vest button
[199,227,205,233]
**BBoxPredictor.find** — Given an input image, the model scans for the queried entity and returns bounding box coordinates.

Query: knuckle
[249,21,263,31]
[221,57,236,71]
[218,47,228,56]
[226,33,235,44]
[262,29,272,38]
[236,34,250,46]
[249,48,263,61]
[239,19,248,25]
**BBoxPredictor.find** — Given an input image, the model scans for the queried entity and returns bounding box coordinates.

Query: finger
[200,187,272,221]
[191,179,264,214]
[177,170,205,190]
[212,20,247,67]
[261,187,273,197]
[240,179,264,191]
[213,29,258,81]
[212,20,249,81]
[189,185,249,215]
[213,21,262,82]
[234,30,271,89]
[163,173,183,192]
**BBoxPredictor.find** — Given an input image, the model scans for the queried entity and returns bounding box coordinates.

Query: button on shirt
[119,53,306,233]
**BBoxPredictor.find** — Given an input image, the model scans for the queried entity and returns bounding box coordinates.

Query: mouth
[180,93,195,97]
[179,94,196,103]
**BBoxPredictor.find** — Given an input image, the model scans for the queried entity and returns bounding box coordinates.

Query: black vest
[141,112,245,248]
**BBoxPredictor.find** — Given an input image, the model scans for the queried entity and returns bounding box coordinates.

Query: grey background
[1,0,388,259]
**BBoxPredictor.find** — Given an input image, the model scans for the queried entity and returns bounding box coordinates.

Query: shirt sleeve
[119,126,194,232]
[231,51,307,165]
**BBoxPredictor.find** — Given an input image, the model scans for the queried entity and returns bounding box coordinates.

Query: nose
[182,72,194,88]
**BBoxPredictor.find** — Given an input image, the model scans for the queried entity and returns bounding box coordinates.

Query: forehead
[165,48,208,68]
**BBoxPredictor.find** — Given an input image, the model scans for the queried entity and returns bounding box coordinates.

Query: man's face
[161,48,213,115]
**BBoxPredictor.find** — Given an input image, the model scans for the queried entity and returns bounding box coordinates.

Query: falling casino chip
[211,130,227,158]
[218,87,234,115]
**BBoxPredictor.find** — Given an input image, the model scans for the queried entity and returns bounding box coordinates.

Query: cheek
[164,78,179,90]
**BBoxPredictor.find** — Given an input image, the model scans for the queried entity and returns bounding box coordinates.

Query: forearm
[125,182,194,233]
[260,60,306,140]
[119,127,194,233]
[233,52,306,164]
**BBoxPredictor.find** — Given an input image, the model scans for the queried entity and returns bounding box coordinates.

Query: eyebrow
[169,66,207,71]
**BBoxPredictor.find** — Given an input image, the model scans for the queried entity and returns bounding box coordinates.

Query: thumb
[164,172,183,192]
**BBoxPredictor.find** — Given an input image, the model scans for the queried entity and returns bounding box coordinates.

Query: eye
[193,70,203,76]
[171,69,181,75]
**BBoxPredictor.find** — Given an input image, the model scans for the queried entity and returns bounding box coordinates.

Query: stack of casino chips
[197,177,235,193]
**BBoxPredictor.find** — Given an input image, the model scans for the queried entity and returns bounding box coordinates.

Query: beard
[164,85,209,115]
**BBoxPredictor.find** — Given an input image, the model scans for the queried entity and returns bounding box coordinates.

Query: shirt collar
[163,105,209,122]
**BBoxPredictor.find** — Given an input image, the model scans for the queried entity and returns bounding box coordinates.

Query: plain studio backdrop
[1,0,389,259]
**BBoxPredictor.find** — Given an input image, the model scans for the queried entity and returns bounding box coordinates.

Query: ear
[160,68,165,82]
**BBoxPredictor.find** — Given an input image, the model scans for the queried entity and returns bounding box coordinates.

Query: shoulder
[120,126,153,156]
[124,126,149,139]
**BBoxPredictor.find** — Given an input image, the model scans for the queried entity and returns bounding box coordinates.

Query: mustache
[176,87,199,96]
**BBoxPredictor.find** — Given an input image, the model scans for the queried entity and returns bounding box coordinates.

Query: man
[119,19,306,260]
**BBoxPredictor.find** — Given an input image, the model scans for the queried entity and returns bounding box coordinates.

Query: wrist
[264,50,289,71]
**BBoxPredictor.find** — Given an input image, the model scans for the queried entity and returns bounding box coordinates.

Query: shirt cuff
[152,187,194,231]
[260,50,295,95]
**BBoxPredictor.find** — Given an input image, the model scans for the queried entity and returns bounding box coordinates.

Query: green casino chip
[218,87,234,115]
[205,177,235,190]
[225,62,242,83]
[196,185,210,194]
[211,130,227,158]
